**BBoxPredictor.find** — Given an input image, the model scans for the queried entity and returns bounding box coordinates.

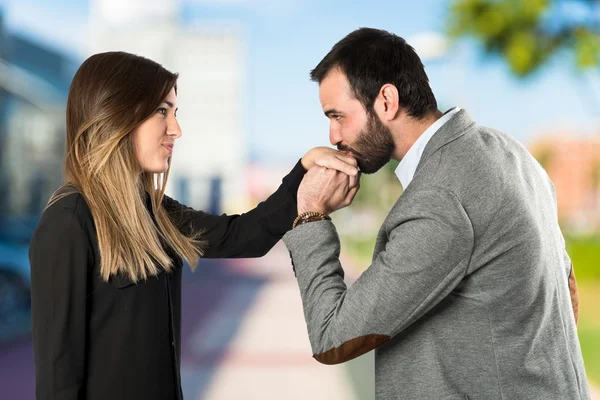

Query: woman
[29,51,357,400]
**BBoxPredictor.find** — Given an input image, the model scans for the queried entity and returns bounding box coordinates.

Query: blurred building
[529,133,600,234]
[0,11,76,221]
[89,0,246,214]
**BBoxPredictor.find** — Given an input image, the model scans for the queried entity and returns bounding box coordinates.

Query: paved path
[181,242,360,399]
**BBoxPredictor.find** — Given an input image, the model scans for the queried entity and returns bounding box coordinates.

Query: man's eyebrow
[324,109,342,117]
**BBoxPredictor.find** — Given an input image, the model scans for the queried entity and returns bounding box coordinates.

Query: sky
[1,0,599,162]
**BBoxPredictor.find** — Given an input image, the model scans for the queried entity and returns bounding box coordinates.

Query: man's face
[319,69,395,174]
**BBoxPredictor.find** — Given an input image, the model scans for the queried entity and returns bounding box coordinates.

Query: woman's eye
[157,107,167,115]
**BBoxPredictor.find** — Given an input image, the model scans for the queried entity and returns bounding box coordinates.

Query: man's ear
[374,83,400,122]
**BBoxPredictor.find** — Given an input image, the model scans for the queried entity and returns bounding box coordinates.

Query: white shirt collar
[394,107,461,189]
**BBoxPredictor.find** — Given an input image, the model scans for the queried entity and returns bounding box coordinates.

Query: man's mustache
[337,144,356,155]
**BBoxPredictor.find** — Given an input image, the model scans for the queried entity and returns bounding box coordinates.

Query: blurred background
[0,0,598,398]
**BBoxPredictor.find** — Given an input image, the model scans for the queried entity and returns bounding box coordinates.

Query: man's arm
[283,186,474,364]
[560,233,579,325]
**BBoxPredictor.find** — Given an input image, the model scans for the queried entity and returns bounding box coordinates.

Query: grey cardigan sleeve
[282,187,474,365]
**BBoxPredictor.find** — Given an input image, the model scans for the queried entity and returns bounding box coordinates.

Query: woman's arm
[163,159,306,258]
[29,206,92,399]
[163,148,358,258]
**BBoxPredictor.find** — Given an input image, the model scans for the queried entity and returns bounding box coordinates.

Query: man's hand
[297,166,360,215]
[569,264,579,325]
[301,147,359,177]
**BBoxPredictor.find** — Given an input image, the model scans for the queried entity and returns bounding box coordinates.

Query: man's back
[374,110,589,399]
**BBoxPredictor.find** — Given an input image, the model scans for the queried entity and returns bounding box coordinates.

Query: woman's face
[132,88,181,173]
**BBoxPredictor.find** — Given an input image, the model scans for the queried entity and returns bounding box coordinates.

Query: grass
[566,236,600,385]
[339,235,376,269]
[579,281,600,385]
[566,235,600,280]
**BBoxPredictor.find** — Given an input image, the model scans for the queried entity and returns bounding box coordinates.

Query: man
[283,27,589,399]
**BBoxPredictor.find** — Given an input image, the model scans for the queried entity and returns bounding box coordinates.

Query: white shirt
[395,107,461,189]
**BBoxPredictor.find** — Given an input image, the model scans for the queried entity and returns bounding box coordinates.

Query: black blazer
[29,161,306,400]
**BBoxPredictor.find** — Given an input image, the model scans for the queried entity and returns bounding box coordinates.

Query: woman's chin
[142,164,169,174]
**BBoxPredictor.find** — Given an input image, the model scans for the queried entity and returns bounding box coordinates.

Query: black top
[29,160,306,400]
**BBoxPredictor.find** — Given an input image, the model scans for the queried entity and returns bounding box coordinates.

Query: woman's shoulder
[30,186,97,262]
[40,186,94,232]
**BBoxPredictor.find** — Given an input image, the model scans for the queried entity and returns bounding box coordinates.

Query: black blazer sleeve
[29,206,92,399]
[162,159,306,258]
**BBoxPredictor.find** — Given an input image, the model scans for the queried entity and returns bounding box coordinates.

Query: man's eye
[333,115,342,121]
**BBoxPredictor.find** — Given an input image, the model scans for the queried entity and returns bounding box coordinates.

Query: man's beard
[338,112,395,174]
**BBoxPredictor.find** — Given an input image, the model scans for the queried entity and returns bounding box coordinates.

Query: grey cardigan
[283,110,590,399]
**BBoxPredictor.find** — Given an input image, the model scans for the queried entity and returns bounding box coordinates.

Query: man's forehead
[320,69,351,91]
[319,70,353,105]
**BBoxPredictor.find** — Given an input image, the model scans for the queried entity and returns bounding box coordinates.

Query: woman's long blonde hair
[48,51,204,283]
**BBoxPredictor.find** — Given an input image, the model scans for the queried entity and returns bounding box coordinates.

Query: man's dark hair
[310,27,437,118]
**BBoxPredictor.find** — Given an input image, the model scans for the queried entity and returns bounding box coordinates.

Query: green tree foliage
[447,0,600,76]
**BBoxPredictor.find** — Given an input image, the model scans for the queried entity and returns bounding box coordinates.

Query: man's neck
[391,109,443,161]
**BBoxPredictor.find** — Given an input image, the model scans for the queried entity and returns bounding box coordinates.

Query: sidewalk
[181,242,362,399]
